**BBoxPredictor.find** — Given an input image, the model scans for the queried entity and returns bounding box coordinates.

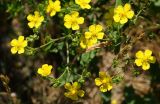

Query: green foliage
[6,1,23,18]
[112,75,124,84]
[2,0,160,103]
[116,0,122,6]
[80,50,97,66]
[152,0,160,6]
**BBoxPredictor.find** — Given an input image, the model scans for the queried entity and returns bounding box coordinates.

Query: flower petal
[84,4,91,9]
[96,25,103,32]
[78,90,85,97]
[77,17,84,24]
[84,32,92,39]
[39,16,44,22]
[99,84,108,92]
[80,40,87,49]
[64,92,70,97]
[89,25,96,32]
[18,36,24,42]
[89,38,97,45]
[124,3,131,12]
[144,50,152,57]
[22,40,28,47]
[95,78,102,86]
[70,94,78,100]
[64,22,71,29]
[64,14,71,21]
[142,62,150,70]
[18,48,24,54]
[35,22,41,28]
[64,83,72,90]
[99,71,107,78]
[11,47,17,54]
[97,32,104,39]
[135,59,143,66]
[113,14,120,22]
[27,15,34,21]
[37,68,43,75]
[114,5,123,14]
[136,51,144,59]
[72,24,79,30]
[50,11,56,16]
[107,84,113,91]
[28,22,35,28]
[126,11,134,19]
[73,82,80,89]
[10,39,18,46]
[149,56,156,64]
[71,11,79,17]
[120,16,128,24]
[34,11,39,16]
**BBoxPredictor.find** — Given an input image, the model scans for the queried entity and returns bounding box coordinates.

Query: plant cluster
[6,0,158,102]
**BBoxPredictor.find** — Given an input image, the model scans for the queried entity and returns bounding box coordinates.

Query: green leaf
[50,48,58,53]
[116,0,122,6]
[155,0,160,6]
[112,75,123,84]
[26,34,39,42]
[44,43,53,52]
[57,42,64,50]
[80,50,97,66]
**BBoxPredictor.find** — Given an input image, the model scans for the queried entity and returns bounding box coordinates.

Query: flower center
[71,89,77,95]
[102,78,108,84]
[120,12,126,18]
[142,56,149,62]
[16,44,22,50]
[71,18,78,25]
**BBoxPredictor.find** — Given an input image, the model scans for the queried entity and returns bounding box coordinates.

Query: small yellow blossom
[95,71,113,92]
[113,3,134,24]
[10,36,28,54]
[80,36,96,49]
[135,50,156,70]
[80,24,104,49]
[64,82,85,100]
[27,11,44,28]
[46,0,61,17]
[37,64,53,77]
[111,99,117,104]
[75,0,91,9]
[64,11,84,30]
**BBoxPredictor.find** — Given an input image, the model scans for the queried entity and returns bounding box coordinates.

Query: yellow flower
[75,0,91,9]
[85,24,104,40]
[64,82,85,100]
[37,64,53,77]
[135,50,156,70]
[80,24,104,49]
[111,99,117,104]
[95,71,113,92]
[64,11,84,30]
[10,36,28,54]
[80,36,97,49]
[113,3,134,24]
[46,0,61,17]
[27,11,44,28]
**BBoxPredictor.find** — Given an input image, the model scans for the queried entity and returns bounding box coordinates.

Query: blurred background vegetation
[0,0,160,104]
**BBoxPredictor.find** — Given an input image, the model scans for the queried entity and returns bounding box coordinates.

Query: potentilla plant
[7,0,157,102]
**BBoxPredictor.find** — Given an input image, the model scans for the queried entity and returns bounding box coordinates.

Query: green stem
[134,9,142,23]
[66,42,69,65]
[33,35,71,51]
